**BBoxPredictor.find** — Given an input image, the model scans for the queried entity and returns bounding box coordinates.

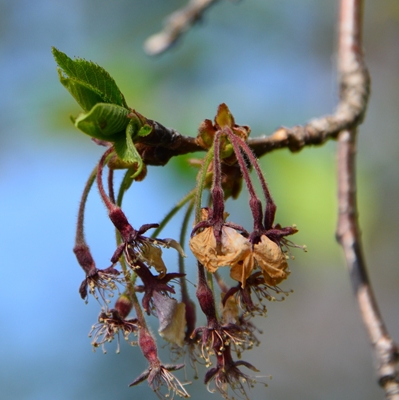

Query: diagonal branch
[335,0,399,398]
[248,9,370,157]
[139,10,370,165]
[139,1,371,165]
[144,0,220,56]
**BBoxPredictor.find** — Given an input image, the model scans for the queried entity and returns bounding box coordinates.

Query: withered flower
[89,308,138,353]
[196,103,250,156]
[190,223,290,288]
[130,363,189,399]
[139,241,166,276]
[132,326,190,399]
[130,236,184,278]
[191,323,248,367]
[74,242,122,304]
[223,271,293,318]
[219,295,262,355]
[189,224,253,287]
[78,265,122,304]
[133,260,184,315]
[221,294,240,325]
[109,208,185,278]
[204,345,259,400]
[253,234,289,286]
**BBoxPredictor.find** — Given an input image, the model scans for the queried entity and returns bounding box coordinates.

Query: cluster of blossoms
[72,103,305,399]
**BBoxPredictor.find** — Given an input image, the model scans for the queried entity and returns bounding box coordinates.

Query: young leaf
[137,124,152,137]
[74,103,130,141]
[112,120,144,178]
[57,71,105,112]
[125,111,153,140]
[52,47,128,110]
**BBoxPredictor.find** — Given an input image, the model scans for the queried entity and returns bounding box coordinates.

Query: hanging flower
[253,235,289,286]
[204,345,259,400]
[130,363,189,399]
[78,265,122,304]
[131,326,190,398]
[189,225,253,286]
[89,308,138,353]
[108,207,185,279]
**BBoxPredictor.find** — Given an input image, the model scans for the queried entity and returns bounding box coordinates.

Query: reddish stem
[225,128,264,232]
[96,147,116,213]
[234,136,277,229]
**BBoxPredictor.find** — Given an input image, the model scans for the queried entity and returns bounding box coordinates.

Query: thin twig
[335,0,399,398]
[144,0,220,56]
[139,0,370,161]
[134,44,369,166]
[248,13,370,157]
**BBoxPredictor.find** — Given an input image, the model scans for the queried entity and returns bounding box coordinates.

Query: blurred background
[1,0,398,399]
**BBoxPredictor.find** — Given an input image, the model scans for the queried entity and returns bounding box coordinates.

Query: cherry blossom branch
[144,0,220,56]
[135,28,370,166]
[248,12,370,157]
[137,0,370,165]
[335,0,399,398]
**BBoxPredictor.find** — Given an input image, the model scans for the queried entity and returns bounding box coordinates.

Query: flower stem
[178,199,195,290]
[179,199,197,338]
[107,167,116,205]
[151,188,196,238]
[226,129,264,232]
[210,131,225,220]
[73,166,98,276]
[96,147,116,213]
[116,166,137,207]
[234,135,277,229]
[75,165,97,246]
[194,145,214,223]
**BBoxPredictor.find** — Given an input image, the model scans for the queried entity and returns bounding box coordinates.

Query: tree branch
[138,0,370,165]
[135,120,201,166]
[335,1,399,398]
[144,0,220,56]
[248,4,370,157]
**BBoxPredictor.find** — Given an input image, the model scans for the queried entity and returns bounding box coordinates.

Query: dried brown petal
[190,225,254,288]
[162,238,186,258]
[253,235,289,286]
[140,242,166,277]
[216,227,252,267]
[153,292,187,348]
[217,227,253,287]
[221,294,239,325]
[229,253,254,288]
[189,227,218,272]
[197,119,217,149]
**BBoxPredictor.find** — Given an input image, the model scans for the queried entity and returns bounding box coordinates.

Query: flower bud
[115,293,133,319]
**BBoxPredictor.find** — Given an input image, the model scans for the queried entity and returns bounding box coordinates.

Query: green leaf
[124,111,153,141]
[113,120,144,178]
[137,124,152,137]
[58,71,105,112]
[75,103,130,141]
[52,47,128,110]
